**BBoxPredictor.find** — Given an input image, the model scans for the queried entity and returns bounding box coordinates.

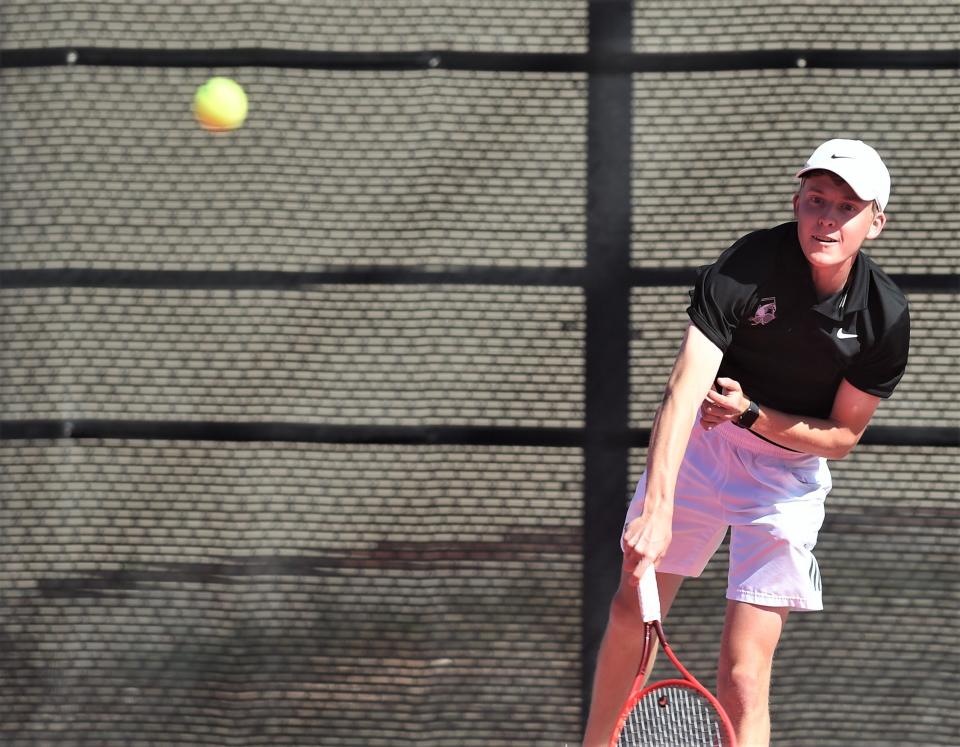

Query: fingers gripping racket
[609,567,737,747]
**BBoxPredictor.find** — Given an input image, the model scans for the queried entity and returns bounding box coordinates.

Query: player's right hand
[622,511,672,586]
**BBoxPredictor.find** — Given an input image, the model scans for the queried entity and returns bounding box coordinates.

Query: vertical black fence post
[582,0,633,729]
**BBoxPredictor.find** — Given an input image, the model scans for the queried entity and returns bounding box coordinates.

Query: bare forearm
[622,324,722,581]
[749,406,861,459]
[703,377,880,460]
[643,325,723,512]
[643,391,701,513]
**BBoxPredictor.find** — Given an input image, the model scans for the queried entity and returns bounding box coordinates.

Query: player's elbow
[825,429,864,460]
[825,443,853,460]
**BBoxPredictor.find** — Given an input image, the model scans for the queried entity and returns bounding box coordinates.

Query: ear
[866,209,887,240]
[792,192,800,218]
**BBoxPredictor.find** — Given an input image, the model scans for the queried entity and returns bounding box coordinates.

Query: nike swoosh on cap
[836,329,857,339]
[830,154,854,159]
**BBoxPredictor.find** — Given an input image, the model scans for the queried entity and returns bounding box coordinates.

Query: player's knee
[718,663,769,714]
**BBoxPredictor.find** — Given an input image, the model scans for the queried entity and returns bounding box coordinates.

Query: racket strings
[616,683,729,747]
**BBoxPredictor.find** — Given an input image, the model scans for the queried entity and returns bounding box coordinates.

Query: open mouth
[813,235,837,244]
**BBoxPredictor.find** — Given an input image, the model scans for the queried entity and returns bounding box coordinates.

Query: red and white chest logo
[748,297,777,326]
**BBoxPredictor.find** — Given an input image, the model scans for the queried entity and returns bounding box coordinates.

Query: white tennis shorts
[624,421,831,611]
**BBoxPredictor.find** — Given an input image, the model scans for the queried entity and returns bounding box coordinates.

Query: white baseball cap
[796,139,891,212]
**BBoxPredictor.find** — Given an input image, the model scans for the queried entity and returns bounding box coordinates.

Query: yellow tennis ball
[193,77,248,132]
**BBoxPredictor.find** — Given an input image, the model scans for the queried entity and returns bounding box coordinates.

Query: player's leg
[713,426,831,744]
[716,600,789,747]
[584,424,732,746]
[580,570,684,747]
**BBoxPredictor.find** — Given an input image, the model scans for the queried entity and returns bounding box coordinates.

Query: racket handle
[637,564,661,622]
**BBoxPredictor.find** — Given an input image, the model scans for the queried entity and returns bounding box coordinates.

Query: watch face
[737,402,760,428]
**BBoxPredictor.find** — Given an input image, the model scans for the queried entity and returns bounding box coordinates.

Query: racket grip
[637,565,661,622]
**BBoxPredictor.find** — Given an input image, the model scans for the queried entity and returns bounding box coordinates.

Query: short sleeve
[846,304,911,398]
[686,234,760,352]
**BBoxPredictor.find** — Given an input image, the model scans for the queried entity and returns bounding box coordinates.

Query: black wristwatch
[735,399,760,429]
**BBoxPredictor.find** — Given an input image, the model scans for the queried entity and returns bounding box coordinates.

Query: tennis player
[582,139,910,747]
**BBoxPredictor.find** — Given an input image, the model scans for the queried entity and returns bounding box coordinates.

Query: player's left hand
[699,376,750,430]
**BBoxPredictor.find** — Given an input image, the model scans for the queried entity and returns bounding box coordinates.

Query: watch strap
[735,399,760,429]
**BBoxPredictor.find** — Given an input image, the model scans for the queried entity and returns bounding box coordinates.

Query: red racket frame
[609,619,738,747]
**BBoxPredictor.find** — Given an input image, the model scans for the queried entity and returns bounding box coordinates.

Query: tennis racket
[609,566,737,747]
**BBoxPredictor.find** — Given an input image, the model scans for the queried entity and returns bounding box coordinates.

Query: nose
[817,207,837,227]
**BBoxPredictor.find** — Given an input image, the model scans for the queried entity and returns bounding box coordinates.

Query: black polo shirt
[687,221,910,419]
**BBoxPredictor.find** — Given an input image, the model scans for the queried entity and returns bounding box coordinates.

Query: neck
[810,260,854,300]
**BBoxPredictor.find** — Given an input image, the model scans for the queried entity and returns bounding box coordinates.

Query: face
[793,171,886,281]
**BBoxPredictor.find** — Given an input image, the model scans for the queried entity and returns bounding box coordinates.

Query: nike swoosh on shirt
[836,329,858,339]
